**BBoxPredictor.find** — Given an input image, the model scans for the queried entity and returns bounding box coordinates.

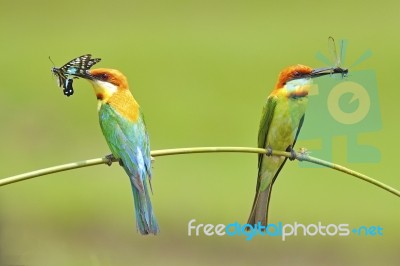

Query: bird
[79,68,158,235]
[247,64,348,226]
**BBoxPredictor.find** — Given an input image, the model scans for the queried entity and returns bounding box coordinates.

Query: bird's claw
[105,154,123,166]
[289,150,297,161]
[266,146,273,156]
[286,145,297,161]
[105,154,115,166]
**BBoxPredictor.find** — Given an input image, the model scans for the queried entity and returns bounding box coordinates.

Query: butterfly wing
[63,78,74,97]
[51,54,101,96]
[62,54,101,77]
[51,67,68,88]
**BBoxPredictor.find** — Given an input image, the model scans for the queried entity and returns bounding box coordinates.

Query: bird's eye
[100,73,108,80]
[95,73,109,80]
[292,71,301,78]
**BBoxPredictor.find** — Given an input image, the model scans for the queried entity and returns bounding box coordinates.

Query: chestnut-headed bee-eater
[247,65,348,226]
[80,68,158,235]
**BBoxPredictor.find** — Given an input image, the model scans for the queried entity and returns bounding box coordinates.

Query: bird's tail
[130,180,159,235]
[247,183,273,227]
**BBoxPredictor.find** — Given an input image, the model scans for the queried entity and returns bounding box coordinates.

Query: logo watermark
[298,38,381,166]
[188,219,383,241]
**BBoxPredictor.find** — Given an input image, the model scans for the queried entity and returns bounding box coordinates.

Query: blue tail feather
[130,178,159,235]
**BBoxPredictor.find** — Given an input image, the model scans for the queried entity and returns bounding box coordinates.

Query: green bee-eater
[247,64,347,226]
[80,68,158,235]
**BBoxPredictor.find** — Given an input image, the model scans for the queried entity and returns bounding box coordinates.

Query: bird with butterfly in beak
[247,64,348,227]
[78,68,159,235]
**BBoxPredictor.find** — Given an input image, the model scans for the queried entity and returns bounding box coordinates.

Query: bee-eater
[247,64,347,226]
[80,68,158,235]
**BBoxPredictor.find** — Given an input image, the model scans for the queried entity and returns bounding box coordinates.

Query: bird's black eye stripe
[292,71,301,78]
[291,71,311,80]
[97,73,108,80]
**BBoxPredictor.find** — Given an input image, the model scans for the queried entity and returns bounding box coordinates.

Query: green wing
[257,95,277,170]
[98,103,151,192]
[98,103,158,234]
[255,95,306,189]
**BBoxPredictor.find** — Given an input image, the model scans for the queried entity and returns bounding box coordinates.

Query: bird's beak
[71,71,96,81]
[310,67,348,78]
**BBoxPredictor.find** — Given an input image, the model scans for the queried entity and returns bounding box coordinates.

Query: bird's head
[274,64,347,98]
[79,68,140,120]
[81,68,129,101]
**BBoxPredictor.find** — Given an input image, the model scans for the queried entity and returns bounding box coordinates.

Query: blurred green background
[1,0,399,265]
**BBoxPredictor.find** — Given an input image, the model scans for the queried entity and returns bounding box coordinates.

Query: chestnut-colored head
[82,68,139,121]
[89,68,129,89]
[275,65,313,89]
[273,64,348,98]
[83,68,130,101]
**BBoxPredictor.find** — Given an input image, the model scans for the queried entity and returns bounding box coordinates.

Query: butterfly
[51,54,101,97]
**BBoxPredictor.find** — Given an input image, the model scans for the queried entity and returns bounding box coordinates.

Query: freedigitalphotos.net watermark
[188,219,383,241]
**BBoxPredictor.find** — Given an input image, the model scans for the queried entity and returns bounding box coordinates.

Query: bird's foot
[105,154,123,166]
[105,154,115,166]
[286,145,297,161]
[266,145,273,156]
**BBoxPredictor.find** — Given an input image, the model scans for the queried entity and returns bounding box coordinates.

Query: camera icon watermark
[298,39,381,165]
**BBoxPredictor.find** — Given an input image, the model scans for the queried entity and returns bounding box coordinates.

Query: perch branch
[0,147,398,198]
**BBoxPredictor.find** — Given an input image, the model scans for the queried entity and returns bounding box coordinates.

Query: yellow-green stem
[0,147,398,198]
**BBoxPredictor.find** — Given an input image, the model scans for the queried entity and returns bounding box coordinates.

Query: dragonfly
[314,37,349,79]
[328,36,348,77]
[50,54,101,97]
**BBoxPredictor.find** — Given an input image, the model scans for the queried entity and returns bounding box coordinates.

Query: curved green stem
[0,147,398,198]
